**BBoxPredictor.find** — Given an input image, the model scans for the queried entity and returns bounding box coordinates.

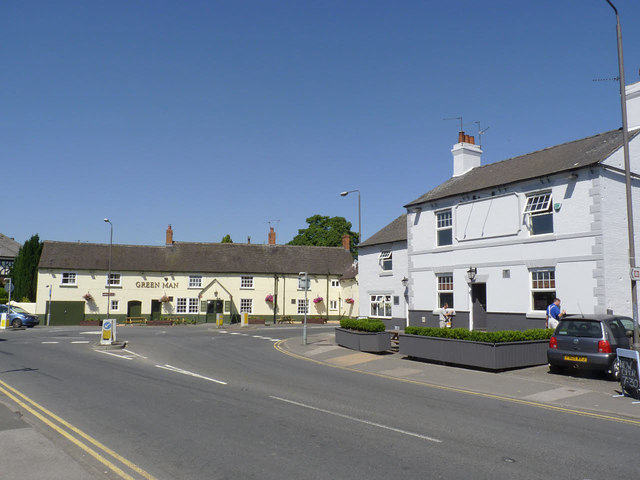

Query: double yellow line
[0,379,158,480]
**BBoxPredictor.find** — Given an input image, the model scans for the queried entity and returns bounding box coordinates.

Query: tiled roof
[0,234,21,258]
[359,214,407,247]
[405,128,639,207]
[38,241,353,276]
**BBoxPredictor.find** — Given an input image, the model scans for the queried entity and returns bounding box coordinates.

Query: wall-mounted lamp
[401,277,409,287]
[466,267,477,282]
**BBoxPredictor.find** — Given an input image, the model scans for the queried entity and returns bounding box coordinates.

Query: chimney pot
[458,131,465,143]
[166,225,174,245]
[469,135,475,145]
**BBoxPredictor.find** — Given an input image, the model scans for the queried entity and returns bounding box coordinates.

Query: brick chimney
[452,131,482,177]
[341,234,351,251]
[268,227,276,245]
[166,225,174,245]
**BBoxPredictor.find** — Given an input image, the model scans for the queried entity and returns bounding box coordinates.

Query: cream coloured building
[35,227,358,325]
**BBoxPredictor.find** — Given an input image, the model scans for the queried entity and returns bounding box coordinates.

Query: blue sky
[3,1,640,247]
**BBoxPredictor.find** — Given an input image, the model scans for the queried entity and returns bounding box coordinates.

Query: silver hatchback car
[547,314,633,380]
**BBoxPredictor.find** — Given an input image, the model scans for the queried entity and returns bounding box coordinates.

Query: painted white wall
[626,81,640,132]
[358,241,408,320]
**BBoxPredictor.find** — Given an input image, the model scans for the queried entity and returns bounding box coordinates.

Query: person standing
[439,302,452,328]
[546,298,566,329]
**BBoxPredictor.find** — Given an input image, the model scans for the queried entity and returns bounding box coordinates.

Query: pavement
[2,325,640,479]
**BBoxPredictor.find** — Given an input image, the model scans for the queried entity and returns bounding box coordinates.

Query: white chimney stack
[626,81,640,132]
[452,131,482,177]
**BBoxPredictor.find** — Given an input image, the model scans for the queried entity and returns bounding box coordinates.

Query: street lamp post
[605,0,638,350]
[45,284,51,326]
[340,190,361,246]
[104,218,114,342]
[299,272,308,345]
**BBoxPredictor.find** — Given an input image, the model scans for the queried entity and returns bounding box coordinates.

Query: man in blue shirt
[546,298,566,329]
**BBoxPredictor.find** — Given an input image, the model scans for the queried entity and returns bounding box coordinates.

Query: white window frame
[379,250,392,271]
[106,273,121,287]
[297,299,309,315]
[110,299,119,311]
[176,297,199,314]
[240,276,254,289]
[188,275,202,288]
[61,272,77,286]
[329,299,338,311]
[437,274,454,308]
[436,209,453,246]
[330,279,340,288]
[524,191,554,236]
[531,269,556,311]
[240,298,253,313]
[370,294,392,318]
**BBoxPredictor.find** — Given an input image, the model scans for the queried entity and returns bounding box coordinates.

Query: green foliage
[221,234,233,243]
[9,235,43,302]
[404,326,554,343]
[0,287,7,303]
[340,317,386,332]
[288,215,359,256]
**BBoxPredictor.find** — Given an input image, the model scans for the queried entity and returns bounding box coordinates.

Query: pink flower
[313,296,323,304]
[345,297,354,304]
[265,294,274,302]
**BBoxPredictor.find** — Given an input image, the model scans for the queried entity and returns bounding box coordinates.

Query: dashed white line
[71,341,90,344]
[41,341,59,344]
[270,396,441,443]
[155,364,227,385]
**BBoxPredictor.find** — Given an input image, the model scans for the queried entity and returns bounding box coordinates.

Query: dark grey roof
[406,128,639,207]
[38,241,353,276]
[340,263,358,280]
[359,214,407,247]
[0,234,21,258]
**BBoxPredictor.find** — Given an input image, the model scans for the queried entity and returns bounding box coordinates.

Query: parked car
[0,304,39,328]
[547,314,633,380]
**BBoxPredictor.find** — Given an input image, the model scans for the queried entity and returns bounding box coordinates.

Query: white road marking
[71,341,90,344]
[80,331,102,335]
[97,350,134,360]
[523,387,589,402]
[270,396,441,443]
[155,364,227,385]
[41,341,59,344]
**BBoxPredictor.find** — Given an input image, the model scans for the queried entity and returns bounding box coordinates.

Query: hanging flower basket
[313,296,323,304]
[160,295,170,303]
[82,293,93,302]
[265,294,274,303]
[345,297,355,304]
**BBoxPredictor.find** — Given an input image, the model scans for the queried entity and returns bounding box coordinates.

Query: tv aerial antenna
[474,121,490,149]
[443,116,463,132]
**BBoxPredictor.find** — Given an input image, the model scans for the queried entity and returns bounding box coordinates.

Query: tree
[221,234,233,243]
[9,234,43,302]
[288,215,359,256]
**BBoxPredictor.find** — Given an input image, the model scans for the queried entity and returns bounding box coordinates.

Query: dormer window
[379,250,392,271]
[524,192,553,235]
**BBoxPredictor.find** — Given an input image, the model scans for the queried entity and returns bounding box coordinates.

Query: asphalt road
[1,324,639,479]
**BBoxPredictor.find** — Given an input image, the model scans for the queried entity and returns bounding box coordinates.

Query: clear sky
[3,1,640,247]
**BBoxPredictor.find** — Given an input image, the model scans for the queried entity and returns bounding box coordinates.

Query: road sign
[632,267,640,281]
[101,319,113,344]
[102,292,115,296]
[3,280,14,293]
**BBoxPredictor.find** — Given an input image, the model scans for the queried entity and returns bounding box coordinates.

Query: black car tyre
[607,358,621,381]
[11,318,22,328]
[548,364,565,375]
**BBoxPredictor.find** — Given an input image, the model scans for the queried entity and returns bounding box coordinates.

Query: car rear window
[556,320,603,338]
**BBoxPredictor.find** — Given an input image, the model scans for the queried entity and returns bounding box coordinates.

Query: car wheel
[11,318,22,328]
[548,364,565,375]
[607,358,621,381]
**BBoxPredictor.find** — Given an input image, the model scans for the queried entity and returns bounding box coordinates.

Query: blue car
[0,304,39,328]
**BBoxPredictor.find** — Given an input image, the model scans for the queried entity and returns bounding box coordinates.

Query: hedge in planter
[400,327,554,371]
[336,318,390,352]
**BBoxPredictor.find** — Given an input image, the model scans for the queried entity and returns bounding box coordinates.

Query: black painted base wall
[408,310,547,331]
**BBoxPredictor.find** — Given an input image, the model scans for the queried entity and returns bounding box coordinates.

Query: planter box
[147,320,172,326]
[399,334,549,371]
[307,317,327,324]
[248,318,265,325]
[335,328,391,353]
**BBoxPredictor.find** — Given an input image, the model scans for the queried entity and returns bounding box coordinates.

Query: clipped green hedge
[340,318,386,333]
[404,326,554,343]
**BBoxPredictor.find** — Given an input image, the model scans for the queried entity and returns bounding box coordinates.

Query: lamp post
[605,0,638,350]
[401,276,409,327]
[45,284,51,326]
[299,272,308,345]
[340,190,361,246]
[104,218,114,341]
